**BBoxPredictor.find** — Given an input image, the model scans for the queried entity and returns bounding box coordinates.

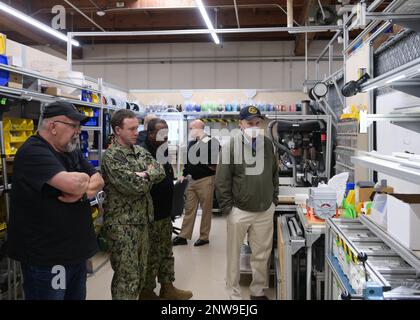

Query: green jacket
[101,140,165,226]
[215,133,279,214]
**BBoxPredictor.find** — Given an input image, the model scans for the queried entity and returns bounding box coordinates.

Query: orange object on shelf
[306,206,340,223]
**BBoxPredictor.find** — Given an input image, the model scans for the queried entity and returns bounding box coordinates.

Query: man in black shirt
[173,120,220,247]
[138,118,192,300]
[7,101,105,300]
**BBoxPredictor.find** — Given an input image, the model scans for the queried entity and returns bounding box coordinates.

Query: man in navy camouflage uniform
[102,109,165,300]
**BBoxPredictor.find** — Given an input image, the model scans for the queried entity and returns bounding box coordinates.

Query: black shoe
[194,239,209,247]
[173,236,187,246]
[250,295,269,300]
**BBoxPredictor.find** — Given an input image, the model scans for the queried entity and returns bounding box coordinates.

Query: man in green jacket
[215,106,279,300]
[102,109,165,300]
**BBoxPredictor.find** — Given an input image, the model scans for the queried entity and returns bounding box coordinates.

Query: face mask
[244,127,261,139]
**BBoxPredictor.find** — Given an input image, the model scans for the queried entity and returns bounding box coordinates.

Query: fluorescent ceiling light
[385,74,406,84]
[195,0,220,45]
[0,1,80,47]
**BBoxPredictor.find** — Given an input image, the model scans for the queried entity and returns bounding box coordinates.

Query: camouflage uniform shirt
[101,140,165,226]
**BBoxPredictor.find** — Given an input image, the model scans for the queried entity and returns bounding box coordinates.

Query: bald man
[136,114,157,145]
[173,120,220,247]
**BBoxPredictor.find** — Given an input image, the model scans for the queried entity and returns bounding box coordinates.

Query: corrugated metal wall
[375,30,420,76]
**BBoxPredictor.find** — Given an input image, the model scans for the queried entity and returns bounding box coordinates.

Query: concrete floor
[86,213,275,300]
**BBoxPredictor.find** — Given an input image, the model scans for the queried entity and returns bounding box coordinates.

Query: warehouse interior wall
[128,90,308,106]
[36,40,345,91]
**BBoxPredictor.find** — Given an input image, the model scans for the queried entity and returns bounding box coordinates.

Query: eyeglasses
[53,120,81,130]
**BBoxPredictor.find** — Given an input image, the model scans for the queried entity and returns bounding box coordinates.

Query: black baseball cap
[239,105,264,121]
[42,101,89,123]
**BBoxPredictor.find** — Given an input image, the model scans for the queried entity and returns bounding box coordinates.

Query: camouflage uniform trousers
[143,216,175,290]
[103,223,149,300]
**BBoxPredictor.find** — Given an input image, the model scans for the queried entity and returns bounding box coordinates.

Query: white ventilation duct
[287,0,293,28]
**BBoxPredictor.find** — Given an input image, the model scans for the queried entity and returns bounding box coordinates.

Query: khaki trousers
[179,175,215,241]
[226,203,275,300]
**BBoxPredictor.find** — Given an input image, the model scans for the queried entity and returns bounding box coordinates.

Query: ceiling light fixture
[96,10,106,16]
[0,1,80,47]
[195,0,220,45]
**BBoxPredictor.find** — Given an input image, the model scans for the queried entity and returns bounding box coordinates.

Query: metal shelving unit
[360,215,420,272]
[351,151,420,185]
[295,206,326,300]
[276,213,305,300]
[324,217,420,300]
[359,110,420,134]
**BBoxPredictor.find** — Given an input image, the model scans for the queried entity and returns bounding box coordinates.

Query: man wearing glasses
[7,101,105,300]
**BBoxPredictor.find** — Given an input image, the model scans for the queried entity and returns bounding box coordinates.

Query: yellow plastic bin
[0,33,6,55]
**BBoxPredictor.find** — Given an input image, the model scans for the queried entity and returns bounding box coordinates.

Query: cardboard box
[45,86,62,96]
[355,186,374,204]
[356,186,394,204]
[44,86,79,100]
[387,194,420,250]
[8,72,23,89]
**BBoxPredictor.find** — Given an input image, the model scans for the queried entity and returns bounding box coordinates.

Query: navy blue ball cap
[42,101,89,123]
[239,105,264,121]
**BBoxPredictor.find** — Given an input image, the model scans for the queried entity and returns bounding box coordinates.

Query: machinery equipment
[341,73,371,97]
[268,117,330,187]
[308,185,337,220]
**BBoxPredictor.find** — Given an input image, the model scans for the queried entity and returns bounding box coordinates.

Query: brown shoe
[159,283,193,300]
[138,289,160,300]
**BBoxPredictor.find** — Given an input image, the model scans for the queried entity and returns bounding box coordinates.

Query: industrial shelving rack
[324,216,420,300]
[321,0,420,300]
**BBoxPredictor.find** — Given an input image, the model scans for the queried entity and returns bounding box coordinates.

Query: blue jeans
[21,262,87,300]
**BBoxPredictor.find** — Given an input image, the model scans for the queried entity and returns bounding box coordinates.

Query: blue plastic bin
[0,55,9,86]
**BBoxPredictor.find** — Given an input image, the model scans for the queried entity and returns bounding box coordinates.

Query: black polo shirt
[183,135,220,180]
[7,134,99,266]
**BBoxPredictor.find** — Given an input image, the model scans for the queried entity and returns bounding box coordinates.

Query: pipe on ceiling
[64,0,105,31]
[70,25,341,37]
[287,0,293,28]
[233,0,240,28]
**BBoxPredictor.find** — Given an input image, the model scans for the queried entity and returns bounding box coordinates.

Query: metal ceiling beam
[73,55,343,65]
[70,25,341,37]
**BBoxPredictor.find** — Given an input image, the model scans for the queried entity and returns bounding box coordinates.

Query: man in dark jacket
[215,106,279,300]
[136,113,157,145]
[138,118,193,300]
